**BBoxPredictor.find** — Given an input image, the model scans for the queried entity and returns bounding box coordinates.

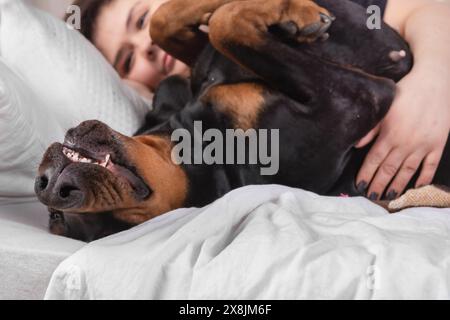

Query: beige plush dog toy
[378,185,450,212]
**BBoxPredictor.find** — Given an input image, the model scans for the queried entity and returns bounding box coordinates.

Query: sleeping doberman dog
[35,0,450,241]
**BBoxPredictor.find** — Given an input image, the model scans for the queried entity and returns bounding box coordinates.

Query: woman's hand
[356,64,450,200]
[354,0,450,200]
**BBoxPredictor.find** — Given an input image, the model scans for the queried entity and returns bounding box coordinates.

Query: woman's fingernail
[386,190,398,201]
[356,181,368,194]
[369,192,379,201]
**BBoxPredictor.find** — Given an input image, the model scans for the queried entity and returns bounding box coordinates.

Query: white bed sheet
[0,201,84,300]
[45,185,450,300]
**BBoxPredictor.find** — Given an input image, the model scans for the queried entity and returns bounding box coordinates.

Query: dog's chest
[200,83,269,130]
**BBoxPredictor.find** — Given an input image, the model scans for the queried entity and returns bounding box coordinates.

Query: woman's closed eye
[137,10,149,29]
[123,51,135,75]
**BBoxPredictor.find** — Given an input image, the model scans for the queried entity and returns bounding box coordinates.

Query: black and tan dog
[35,0,449,241]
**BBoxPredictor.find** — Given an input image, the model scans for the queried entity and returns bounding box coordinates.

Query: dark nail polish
[356,181,368,194]
[386,190,398,201]
[369,192,379,201]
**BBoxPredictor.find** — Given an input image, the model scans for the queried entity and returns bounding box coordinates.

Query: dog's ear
[138,76,192,133]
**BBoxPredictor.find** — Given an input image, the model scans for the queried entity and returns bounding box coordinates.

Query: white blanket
[45,185,450,300]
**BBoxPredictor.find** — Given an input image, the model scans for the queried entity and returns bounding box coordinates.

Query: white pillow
[0,59,55,203]
[0,0,152,203]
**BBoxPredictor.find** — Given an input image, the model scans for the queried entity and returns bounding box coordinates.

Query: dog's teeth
[105,154,111,167]
[97,155,110,168]
[62,147,105,166]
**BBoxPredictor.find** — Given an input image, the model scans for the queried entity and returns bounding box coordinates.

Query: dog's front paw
[276,0,334,43]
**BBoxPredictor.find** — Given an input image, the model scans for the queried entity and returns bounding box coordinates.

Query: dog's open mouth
[36,120,153,212]
[61,145,151,199]
[63,147,111,167]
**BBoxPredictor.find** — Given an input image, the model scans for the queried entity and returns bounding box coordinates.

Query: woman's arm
[356,0,450,200]
[385,0,450,68]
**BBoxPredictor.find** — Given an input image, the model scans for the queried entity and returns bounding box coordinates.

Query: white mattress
[0,201,84,300]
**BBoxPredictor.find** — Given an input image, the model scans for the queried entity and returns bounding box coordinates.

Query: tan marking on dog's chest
[201,83,267,130]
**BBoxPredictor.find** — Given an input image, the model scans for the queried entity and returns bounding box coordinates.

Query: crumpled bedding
[45,185,450,300]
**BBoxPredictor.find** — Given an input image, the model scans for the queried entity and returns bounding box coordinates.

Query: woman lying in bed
[69,0,450,201]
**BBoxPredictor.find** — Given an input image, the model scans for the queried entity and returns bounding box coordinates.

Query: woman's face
[94,0,189,92]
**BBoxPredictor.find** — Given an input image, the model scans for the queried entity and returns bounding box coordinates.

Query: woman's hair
[66,0,115,41]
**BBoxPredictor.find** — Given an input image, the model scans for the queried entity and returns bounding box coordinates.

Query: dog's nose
[52,176,84,209]
[35,173,50,194]
[35,143,85,210]
[35,167,85,210]
[36,120,116,211]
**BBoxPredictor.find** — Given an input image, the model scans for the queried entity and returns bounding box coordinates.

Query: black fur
[139,0,448,206]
